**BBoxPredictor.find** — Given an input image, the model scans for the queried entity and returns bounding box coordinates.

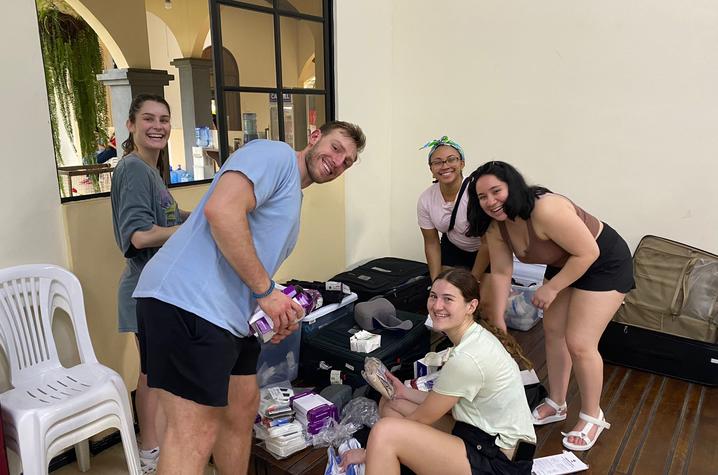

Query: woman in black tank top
[465,161,634,453]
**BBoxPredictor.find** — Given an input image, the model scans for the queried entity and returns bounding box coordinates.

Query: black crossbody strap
[448,177,470,232]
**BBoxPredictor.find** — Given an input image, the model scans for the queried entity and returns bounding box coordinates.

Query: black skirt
[451,421,533,475]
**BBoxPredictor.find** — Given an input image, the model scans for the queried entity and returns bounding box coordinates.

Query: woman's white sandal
[561,409,611,452]
[531,397,567,425]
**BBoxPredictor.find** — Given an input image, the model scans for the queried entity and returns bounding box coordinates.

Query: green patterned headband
[420,135,465,163]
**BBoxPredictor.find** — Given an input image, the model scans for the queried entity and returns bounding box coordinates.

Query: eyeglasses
[429,156,462,168]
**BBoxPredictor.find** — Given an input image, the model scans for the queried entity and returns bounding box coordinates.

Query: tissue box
[350,330,381,353]
[413,347,451,378]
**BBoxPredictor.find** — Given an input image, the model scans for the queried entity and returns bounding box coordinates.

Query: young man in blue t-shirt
[133,121,365,474]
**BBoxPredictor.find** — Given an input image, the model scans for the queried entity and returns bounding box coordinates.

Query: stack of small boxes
[291,392,338,437]
[254,387,308,458]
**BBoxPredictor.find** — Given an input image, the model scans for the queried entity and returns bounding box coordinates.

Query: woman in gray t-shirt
[110,94,188,471]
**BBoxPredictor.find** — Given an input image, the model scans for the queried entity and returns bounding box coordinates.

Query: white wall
[337,0,718,265]
[335,0,394,266]
[0,0,68,268]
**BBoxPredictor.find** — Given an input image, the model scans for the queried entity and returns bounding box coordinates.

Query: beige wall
[66,0,151,68]
[337,0,718,266]
[335,0,394,266]
[146,11,187,169]
[145,0,210,58]
[0,0,68,270]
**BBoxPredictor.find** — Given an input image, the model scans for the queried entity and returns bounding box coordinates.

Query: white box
[350,330,381,353]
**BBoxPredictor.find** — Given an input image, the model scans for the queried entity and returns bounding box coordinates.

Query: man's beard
[304,144,322,183]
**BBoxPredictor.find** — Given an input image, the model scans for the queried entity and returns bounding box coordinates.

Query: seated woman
[343,268,535,475]
[417,136,491,311]
[465,161,634,451]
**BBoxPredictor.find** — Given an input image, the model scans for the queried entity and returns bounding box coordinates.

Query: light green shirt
[433,322,536,448]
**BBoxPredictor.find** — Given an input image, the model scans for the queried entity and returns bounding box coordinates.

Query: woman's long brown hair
[121,93,170,177]
[434,268,533,370]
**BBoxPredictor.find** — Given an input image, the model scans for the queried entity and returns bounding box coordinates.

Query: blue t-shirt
[133,140,302,337]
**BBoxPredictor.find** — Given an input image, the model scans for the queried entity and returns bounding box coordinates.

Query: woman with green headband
[417,136,491,300]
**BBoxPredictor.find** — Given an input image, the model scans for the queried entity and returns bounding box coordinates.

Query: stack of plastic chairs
[0,264,140,474]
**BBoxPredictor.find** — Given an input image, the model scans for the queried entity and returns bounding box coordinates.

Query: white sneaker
[139,447,159,474]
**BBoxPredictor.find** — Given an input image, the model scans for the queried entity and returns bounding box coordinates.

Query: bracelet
[252,280,275,299]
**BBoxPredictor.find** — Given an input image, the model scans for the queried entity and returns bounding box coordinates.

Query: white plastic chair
[0,264,141,474]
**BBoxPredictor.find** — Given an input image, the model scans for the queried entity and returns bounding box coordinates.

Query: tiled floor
[49,444,216,474]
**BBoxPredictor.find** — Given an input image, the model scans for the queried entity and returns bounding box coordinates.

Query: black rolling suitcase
[299,310,430,388]
[598,235,718,386]
[330,257,431,314]
[600,321,718,386]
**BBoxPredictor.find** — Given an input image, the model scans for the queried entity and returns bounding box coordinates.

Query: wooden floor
[513,324,718,475]
[250,323,718,474]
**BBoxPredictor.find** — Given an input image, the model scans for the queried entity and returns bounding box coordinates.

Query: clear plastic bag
[311,397,379,448]
[683,259,718,323]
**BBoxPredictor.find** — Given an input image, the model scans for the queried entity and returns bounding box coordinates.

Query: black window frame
[56,0,335,202]
[209,0,335,163]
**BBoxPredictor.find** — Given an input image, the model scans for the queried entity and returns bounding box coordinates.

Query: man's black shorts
[136,297,260,407]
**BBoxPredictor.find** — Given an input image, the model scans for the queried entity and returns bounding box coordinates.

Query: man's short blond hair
[319,121,366,153]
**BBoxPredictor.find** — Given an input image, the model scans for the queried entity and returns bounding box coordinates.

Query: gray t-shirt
[111,154,181,332]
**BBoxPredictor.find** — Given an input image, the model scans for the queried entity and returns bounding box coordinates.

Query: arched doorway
[202,46,241,130]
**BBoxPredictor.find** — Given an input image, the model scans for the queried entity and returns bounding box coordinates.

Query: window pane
[220,6,276,88]
[57,165,113,198]
[280,17,324,89]
[229,0,274,8]
[282,94,325,150]
[277,0,323,17]
[224,91,273,153]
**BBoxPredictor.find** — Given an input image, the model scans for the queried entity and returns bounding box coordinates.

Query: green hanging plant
[37,1,108,169]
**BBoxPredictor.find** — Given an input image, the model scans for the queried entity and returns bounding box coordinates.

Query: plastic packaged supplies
[325,438,365,475]
[291,392,338,436]
[312,397,379,449]
[250,284,319,342]
[319,398,377,475]
[361,357,395,400]
[505,284,543,331]
[404,371,440,392]
[413,347,452,378]
[254,386,310,459]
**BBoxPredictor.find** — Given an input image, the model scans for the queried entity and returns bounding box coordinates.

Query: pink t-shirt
[417,182,481,252]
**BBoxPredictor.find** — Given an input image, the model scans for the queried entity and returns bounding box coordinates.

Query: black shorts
[136,297,261,407]
[544,222,635,293]
[452,421,533,475]
[440,234,491,274]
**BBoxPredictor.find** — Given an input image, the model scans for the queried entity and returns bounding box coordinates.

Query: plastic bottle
[194,127,203,147]
[201,126,211,147]
[169,165,178,184]
[176,164,190,183]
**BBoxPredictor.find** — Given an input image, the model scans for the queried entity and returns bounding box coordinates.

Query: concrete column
[169,58,213,172]
[96,68,174,174]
